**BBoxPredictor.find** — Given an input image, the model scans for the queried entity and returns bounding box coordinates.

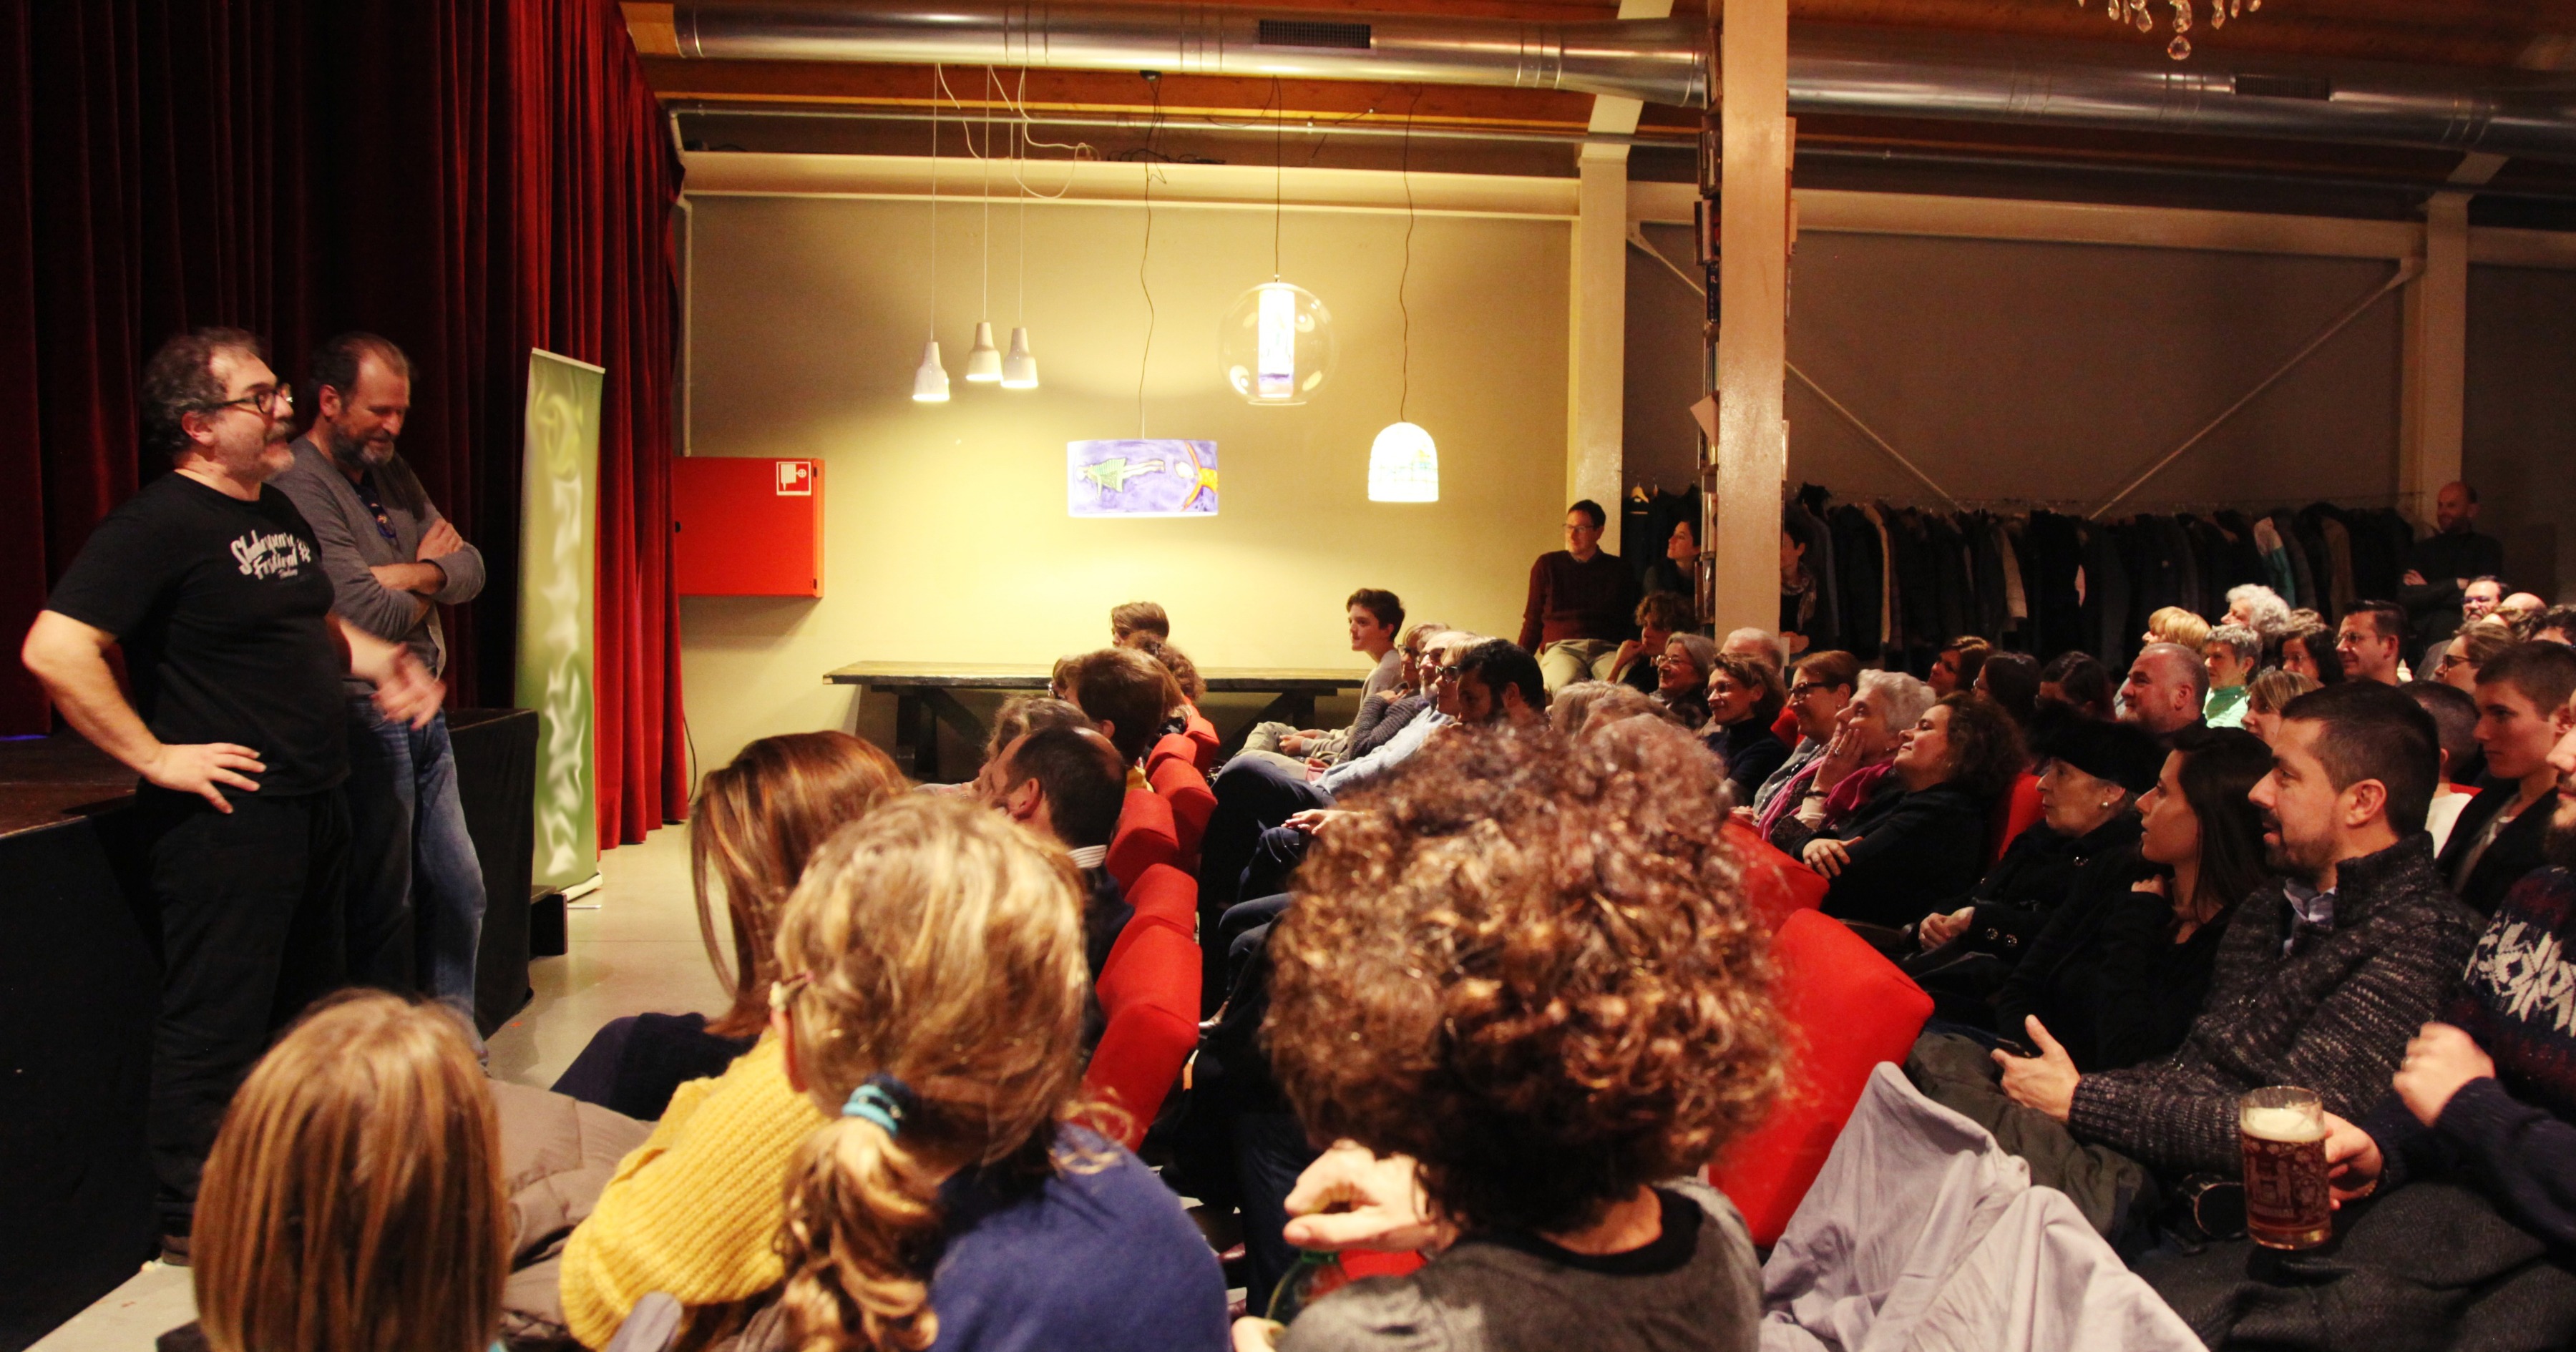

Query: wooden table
[824,661,1368,780]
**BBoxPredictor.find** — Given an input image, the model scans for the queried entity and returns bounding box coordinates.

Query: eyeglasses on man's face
[1435,665,1465,683]
[203,385,293,418]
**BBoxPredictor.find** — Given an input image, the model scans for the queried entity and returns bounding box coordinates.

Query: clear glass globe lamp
[1219,281,1336,406]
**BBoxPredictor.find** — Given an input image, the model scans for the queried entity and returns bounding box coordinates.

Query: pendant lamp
[1368,93,1435,500]
[964,84,1002,383]
[1000,68,1039,390]
[1221,80,1335,407]
[912,66,951,403]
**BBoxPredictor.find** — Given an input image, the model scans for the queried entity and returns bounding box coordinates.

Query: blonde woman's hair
[773,795,1091,1352]
[193,993,507,1352]
[2247,666,2319,716]
[693,731,906,1038]
[2147,606,2212,652]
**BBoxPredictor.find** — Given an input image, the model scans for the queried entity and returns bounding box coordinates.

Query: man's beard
[2261,813,2333,885]
[2545,788,2576,871]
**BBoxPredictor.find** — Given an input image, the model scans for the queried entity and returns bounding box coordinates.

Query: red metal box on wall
[673,456,823,597]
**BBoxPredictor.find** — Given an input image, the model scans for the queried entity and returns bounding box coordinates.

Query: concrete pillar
[1567,144,1630,556]
[1710,0,1790,636]
[2397,192,2469,530]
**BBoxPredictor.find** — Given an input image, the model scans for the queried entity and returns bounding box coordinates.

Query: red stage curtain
[0,0,685,846]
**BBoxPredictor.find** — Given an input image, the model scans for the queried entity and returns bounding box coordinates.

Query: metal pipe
[669,1,2576,161]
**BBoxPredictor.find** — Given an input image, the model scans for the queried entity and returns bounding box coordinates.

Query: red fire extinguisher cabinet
[673,457,824,597]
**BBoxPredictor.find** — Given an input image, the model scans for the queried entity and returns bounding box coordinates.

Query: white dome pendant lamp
[912,65,951,403]
[963,77,1004,384]
[1000,82,1039,391]
[1369,95,1436,502]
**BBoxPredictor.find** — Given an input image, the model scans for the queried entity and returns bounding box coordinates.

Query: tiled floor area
[34,825,713,1351]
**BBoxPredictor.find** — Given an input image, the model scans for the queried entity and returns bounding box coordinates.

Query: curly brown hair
[1265,721,1784,1236]
[1929,691,2029,801]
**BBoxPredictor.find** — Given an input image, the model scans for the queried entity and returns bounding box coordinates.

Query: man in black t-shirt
[19,328,444,1258]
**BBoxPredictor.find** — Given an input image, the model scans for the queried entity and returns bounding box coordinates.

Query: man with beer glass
[1993,683,2479,1247]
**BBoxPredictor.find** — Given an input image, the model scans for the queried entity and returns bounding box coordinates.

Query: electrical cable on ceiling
[1400,87,1418,421]
[1136,71,1165,438]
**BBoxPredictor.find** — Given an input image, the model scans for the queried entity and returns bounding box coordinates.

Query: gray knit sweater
[2065,833,2480,1176]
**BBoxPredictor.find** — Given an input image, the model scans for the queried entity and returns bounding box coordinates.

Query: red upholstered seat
[1080,916,1200,1148]
[1183,707,1221,774]
[1123,862,1197,937]
[1724,818,1827,931]
[1148,757,1216,865]
[1106,790,1181,891]
[1148,732,1198,777]
[1707,909,1934,1248]
[1990,770,2044,866]
[1770,707,1801,746]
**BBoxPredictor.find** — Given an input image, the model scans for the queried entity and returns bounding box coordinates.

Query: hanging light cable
[1001,67,1038,389]
[964,68,1004,382]
[912,63,950,403]
[1371,89,1437,501]
[1219,77,1335,406]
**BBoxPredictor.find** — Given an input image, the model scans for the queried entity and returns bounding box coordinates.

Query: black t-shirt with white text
[46,471,347,795]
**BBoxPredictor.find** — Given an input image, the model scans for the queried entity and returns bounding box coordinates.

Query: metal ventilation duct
[668,1,2576,161]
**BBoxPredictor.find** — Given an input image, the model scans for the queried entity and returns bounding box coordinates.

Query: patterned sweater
[2067,834,2482,1176]
[558,1034,828,1348]
[2363,866,2576,1246]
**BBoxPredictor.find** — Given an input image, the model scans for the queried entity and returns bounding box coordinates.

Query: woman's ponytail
[778,1115,945,1351]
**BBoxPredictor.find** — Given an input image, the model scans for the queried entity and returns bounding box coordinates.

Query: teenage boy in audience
[2440,642,2576,916]
[1109,600,1169,647]
[2202,624,2260,729]
[981,725,1133,980]
[271,333,490,1033]
[1063,646,1181,785]
[2118,642,2210,743]
[2533,605,2576,648]
[2337,600,2411,685]
[20,328,444,1262]
[1614,591,1694,694]
[1244,589,1406,763]
[2404,680,2482,854]
[1992,683,2480,1221]
[1518,500,1639,692]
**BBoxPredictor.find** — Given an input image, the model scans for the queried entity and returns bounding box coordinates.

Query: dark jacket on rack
[2436,782,2556,917]
[1829,505,1884,658]
[2064,833,2482,1177]
[1813,780,1994,931]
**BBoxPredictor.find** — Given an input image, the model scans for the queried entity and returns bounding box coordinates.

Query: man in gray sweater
[1998,682,2482,1182]
[273,333,489,1037]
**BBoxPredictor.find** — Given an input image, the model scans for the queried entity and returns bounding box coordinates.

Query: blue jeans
[344,698,487,1041]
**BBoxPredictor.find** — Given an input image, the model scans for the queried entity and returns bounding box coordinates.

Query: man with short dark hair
[271,333,489,1026]
[1518,499,1639,693]
[2400,481,2507,652]
[983,725,1133,979]
[2117,642,2209,741]
[1064,646,1181,778]
[2337,601,2409,685]
[2441,642,2576,915]
[20,328,444,1258]
[1109,599,1170,646]
[1452,639,1547,728]
[2403,679,2482,853]
[1995,682,2479,1200]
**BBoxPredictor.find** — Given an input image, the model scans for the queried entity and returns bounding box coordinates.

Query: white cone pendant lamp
[1001,325,1038,388]
[912,339,951,402]
[1368,421,1439,501]
[965,320,1003,382]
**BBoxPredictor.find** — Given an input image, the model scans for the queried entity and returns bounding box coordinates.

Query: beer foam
[2242,1104,2325,1142]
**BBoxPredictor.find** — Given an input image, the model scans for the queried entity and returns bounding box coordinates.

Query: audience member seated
[2416,575,2505,677]
[1929,635,1991,697]
[2433,615,2518,694]
[1648,630,1716,730]
[769,796,1227,1351]
[1241,720,1776,1352]
[2502,590,2548,630]
[1340,624,1449,763]
[2242,667,2317,745]
[1129,633,1209,725]
[2534,604,2576,647]
[2119,642,2210,743]
[2144,605,2210,654]
[2200,624,2259,728]
[1901,712,2161,1021]
[1065,646,1184,783]
[2441,642,2576,915]
[1702,651,1790,803]
[2404,680,2482,853]
[1519,499,1639,692]
[2336,599,2409,685]
[1966,683,2478,1240]
[552,732,902,1122]
[2224,583,2294,647]
[1975,650,2041,731]
[1721,626,1787,673]
[165,992,507,1352]
[1797,692,2027,933]
[1753,649,1858,818]
[2140,697,2576,1349]
[2278,622,2346,685]
[1613,591,1693,694]
[2396,481,2504,651]
[980,725,1134,981]
[1760,670,1931,848]
[1993,726,2274,1074]
[1244,589,1408,763]
[2038,650,2117,720]
[1109,599,1169,647]
[1649,518,1699,595]
[1546,680,1674,739]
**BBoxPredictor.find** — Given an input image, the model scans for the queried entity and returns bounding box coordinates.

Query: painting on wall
[1067,439,1219,518]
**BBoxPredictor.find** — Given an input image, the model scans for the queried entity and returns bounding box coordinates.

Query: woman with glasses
[1752,650,1858,820]
[2434,617,2518,694]
[1649,631,1718,730]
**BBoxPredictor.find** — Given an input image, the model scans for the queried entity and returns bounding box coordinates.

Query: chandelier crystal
[2085,0,2256,61]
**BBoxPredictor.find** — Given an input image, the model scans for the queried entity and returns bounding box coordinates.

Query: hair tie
[842,1073,914,1137]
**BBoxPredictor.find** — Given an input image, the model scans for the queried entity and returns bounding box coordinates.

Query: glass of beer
[2240,1086,2332,1249]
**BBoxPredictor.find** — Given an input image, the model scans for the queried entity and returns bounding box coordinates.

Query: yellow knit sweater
[558,1033,827,1348]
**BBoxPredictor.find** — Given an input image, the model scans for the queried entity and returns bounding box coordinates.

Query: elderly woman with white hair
[2224,584,2294,643]
[1757,668,1934,848]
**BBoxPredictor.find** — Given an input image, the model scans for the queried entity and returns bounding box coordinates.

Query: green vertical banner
[517,350,605,893]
